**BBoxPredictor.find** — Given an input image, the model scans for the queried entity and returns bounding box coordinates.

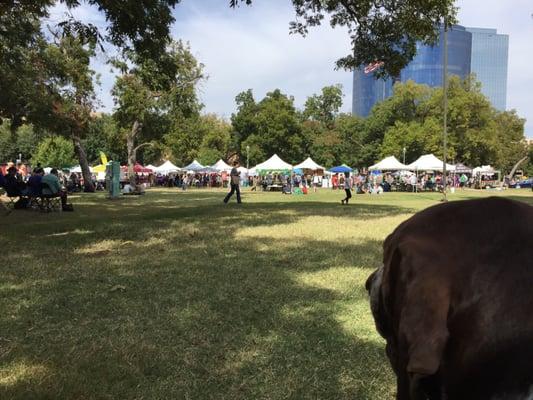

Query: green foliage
[196,114,232,165]
[164,118,204,166]
[112,40,204,160]
[233,89,304,165]
[492,110,527,173]
[231,0,457,78]
[0,122,41,162]
[230,89,258,153]
[303,84,343,127]
[0,1,182,64]
[32,136,76,168]
[83,114,125,163]
[377,76,528,172]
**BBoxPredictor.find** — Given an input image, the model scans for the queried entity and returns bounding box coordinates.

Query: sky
[51,0,533,138]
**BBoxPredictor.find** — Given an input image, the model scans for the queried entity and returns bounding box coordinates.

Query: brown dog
[366,197,533,400]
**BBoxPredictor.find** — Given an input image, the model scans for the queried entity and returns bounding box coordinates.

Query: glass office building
[352,68,394,118]
[352,25,508,116]
[467,27,508,111]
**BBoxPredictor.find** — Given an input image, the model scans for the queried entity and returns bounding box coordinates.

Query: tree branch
[133,142,154,153]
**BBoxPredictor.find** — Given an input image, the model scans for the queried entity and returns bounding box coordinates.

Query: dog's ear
[383,237,450,377]
[396,245,450,376]
[401,281,449,376]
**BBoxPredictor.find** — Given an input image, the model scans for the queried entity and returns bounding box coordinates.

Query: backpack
[231,175,240,185]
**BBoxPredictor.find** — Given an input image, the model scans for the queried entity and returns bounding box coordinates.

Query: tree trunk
[72,134,95,192]
[127,120,142,187]
[501,156,528,188]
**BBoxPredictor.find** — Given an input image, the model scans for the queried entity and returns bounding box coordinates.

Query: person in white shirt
[312,173,321,193]
[341,172,352,205]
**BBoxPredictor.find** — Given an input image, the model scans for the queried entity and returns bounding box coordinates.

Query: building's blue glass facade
[352,68,394,118]
[352,25,508,116]
[467,27,508,111]
[400,26,471,87]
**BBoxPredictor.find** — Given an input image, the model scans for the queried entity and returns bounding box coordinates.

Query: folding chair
[40,182,62,213]
[0,188,11,215]
[3,191,19,210]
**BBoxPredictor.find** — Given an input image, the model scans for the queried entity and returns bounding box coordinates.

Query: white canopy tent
[237,166,248,175]
[154,160,180,175]
[253,154,293,172]
[69,165,93,173]
[407,154,456,172]
[473,165,497,175]
[368,156,409,171]
[248,167,257,177]
[211,159,232,172]
[182,159,204,172]
[146,164,157,171]
[293,157,326,171]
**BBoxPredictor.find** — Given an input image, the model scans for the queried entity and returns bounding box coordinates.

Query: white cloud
[171,1,353,118]
[48,0,533,138]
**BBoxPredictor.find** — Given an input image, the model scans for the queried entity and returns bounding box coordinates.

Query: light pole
[402,147,406,164]
[442,21,448,201]
[246,145,250,170]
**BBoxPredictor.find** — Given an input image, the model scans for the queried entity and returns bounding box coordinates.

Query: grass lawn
[1,188,532,399]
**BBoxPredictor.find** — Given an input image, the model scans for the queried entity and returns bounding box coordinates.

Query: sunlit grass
[0,187,531,399]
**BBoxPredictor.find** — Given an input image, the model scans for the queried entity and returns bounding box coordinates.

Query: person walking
[341,172,352,205]
[223,161,242,204]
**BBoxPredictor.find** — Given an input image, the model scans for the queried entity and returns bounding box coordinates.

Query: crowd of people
[0,162,73,211]
[2,157,526,212]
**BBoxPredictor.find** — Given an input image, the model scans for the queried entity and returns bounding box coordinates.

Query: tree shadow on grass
[0,192,400,399]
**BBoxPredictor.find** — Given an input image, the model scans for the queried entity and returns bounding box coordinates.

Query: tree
[301,120,340,167]
[0,1,182,62]
[334,113,366,167]
[230,89,259,156]
[303,84,343,127]
[236,89,304,165]
[364,80,433,165]
[32,136,76,168]
[196,115,232,166]
[0,8,56,132]
[0,122,42,163]
[377,76,528,171]
[231,0,457,78]
[44,34,99,191]
[492,110,528,174]
[83,113,125,163]
[112,40,204,185]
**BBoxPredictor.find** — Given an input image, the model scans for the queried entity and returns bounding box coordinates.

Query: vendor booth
[368,156,409,171]
[407,154,456,172]
[211,159,232,172]
[154,160,180,175]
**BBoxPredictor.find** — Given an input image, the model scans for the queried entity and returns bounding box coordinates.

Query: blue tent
[329,165,353,173]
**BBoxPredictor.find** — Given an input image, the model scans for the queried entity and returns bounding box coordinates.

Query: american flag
[364,61,384,74]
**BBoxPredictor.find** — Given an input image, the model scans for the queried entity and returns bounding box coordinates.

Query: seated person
[370,183,384,195]
[41,168,69,210]
[67,173,80,192]
[123,183,134,194]
[27,168,44,196]
[4,166,26,196]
